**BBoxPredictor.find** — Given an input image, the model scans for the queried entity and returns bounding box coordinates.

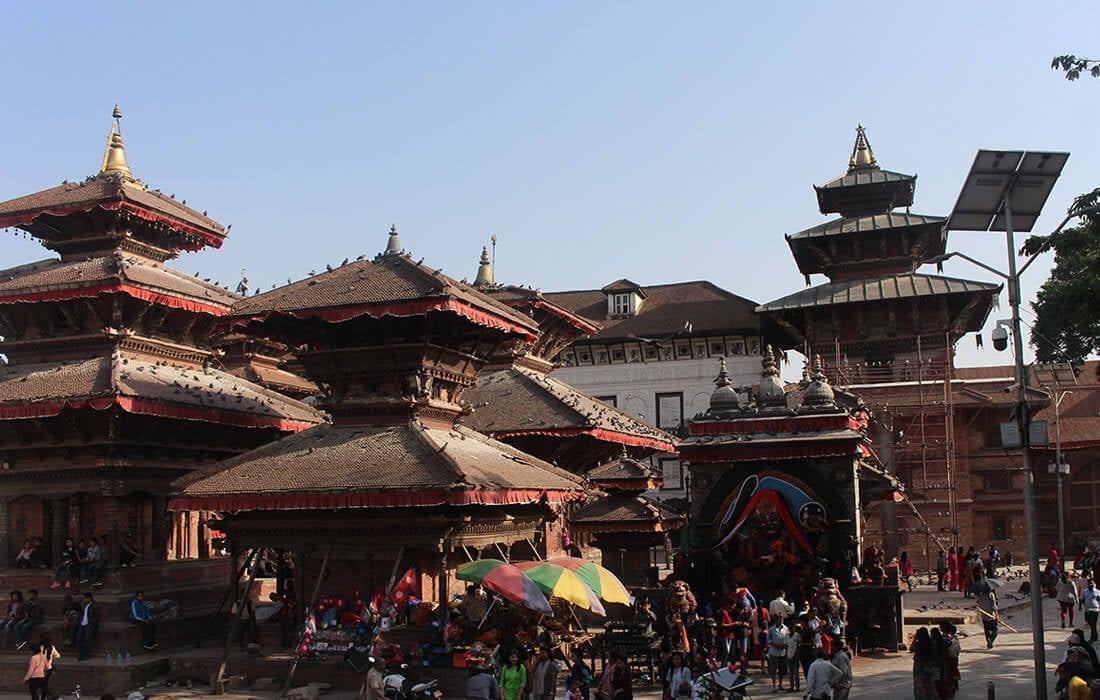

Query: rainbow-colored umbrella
[456,559,552,615]
[547,557,632,605]
[515,562,607,616]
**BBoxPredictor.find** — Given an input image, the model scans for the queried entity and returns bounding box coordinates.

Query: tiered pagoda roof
[758,126,1000,359]
[464,253,676,468]
[0,108,326,571]
[0,107,224,259]
[173,420,585,511]
[462,365,676,453]
[0,350,319,430]
[570,453,684,536]
[0,254,239,315]
[171,233,587,516]
[0,108,325,441]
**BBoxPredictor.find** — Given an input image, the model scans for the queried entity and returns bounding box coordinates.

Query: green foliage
[1052,55,1100,81]
[1025,190,1100,366]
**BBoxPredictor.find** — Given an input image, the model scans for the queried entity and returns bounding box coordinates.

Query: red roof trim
[529,299,600,335]
[688,414,856,436]
[0,396,315,431]
[0,282,230,315]
[491,427,676,453]
[167,488,585,512]
[239,299,536,341]
[680,441,864,462]
[0,201,224,250]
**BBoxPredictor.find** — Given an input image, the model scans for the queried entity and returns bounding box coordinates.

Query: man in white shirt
[1080,578,1100,642]
[366,656,386,700]
[803,649,842,700]
[769,590,794,623]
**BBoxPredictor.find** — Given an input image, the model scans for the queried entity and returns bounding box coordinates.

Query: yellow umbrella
[514,561,607,615]
[547,557,632,606]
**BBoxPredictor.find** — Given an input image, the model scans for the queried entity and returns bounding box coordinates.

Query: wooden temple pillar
[197,511,210,560]
[104,495,121,567]
[0,497,12,568]
[293,550,306,629]
[50,498,68,563]
[437,546,448,622]
[151,496,168,562]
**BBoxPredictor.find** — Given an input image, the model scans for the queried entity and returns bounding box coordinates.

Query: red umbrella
[456,559,552,615]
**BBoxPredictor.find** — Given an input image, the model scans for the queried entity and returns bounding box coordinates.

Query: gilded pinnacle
[474,245,494,287]
[848,125,878,172]
[100,105,134,179]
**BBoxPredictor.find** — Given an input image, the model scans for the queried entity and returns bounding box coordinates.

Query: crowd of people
[931,544,1006,596]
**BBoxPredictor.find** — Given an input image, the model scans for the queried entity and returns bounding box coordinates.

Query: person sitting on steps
[80,538,104,587]
[129,590,158,650]
[119,534,141,568]
[14,589,43,650]
[0,591,25,649]
[50,537,79,589]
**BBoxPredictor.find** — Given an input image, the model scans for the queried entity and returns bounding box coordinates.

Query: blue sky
[2,2,1097,369]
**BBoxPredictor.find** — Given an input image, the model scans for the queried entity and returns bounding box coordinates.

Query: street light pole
[1002,192,1048,698]
[946,150,1094,700]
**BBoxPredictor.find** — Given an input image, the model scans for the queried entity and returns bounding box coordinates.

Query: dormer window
[601,279,646,318]
[612,293,633,316]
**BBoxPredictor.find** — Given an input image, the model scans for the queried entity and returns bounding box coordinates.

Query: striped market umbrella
[514,561,607,616]
[456,559,553,615]
[547,557,632,606]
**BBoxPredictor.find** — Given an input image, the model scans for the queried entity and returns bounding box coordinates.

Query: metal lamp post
[947,149,1070,700]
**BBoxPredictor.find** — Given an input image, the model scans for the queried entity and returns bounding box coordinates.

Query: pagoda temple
[170,232,589,621]
[464,248,677,471]
[0,108,323,571]
[569,452,684,586]
[757,127,1001,558]
[462,248,679,580]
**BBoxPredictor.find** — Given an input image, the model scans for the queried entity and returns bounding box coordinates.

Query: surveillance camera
[1002,382,1020,394]
[991,326,1009,351]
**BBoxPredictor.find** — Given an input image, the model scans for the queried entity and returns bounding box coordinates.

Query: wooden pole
[977,606,1018,633]
[216,547,264,684]
[282,546,331,697]
[195,547,258,648]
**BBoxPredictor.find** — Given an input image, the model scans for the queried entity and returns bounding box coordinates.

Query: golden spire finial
[474,246,494,287]
[100,104,134,179]
[848,124,878,172]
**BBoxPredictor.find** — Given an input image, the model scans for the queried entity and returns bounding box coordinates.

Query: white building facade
[546,279,774,500]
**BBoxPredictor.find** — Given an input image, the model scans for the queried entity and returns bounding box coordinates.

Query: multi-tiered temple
[759,127,1000,369]
[758,127,1001,557]
[171,233,588,620]
[0,109,322,569]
